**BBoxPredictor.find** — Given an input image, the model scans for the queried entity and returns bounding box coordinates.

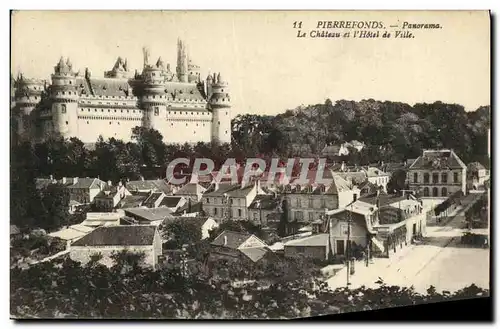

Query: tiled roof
[124,207,174,222]
[65,178,104,189]
[211,230,252,249]
[409,150,466,170]
[95,186,119,199]
[35,178,54,190]
[226,184,256,198]
[166,82,206,102]
[284,233,329,247]
[203,183,240,197]
[467,162,486,171]
[175,201,203,215]
[71,225,157,247]
[159,196,183,208]
[174,183,204,196]
[126,180,171,194]
[240,247,269,263]
[359,192,409,208]
[88,78,132,97]
[363,167,389,178]
[335,172,367,186]
[118,195,148,208]
[248,194,281,210]
[326,174,354,194]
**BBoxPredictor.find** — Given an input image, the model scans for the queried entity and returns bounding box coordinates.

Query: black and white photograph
[9,10,491,320]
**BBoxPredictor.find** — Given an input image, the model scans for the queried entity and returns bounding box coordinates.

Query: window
[424,173,430,184]
[61,104,67,113]
[206,198,210,204]
[308,198,313,208]
[432,173,439,184]
[238,209,242,217]
[441,187,448,197]
[441,173,448,183]
[295,211,304,220]
[253,212,258,220]
[423,187,429,197]
[154,107,159,116]
[454,172,459,183]
[432,187,438,197]
[308,212,314,221]
[413,173,418,183]
[65,121,68,125]
[321,199,326,208]
[214,208,218,216]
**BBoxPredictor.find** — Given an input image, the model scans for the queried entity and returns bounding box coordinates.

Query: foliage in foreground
[10,258,489,319]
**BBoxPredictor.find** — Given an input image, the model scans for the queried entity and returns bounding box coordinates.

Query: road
[327,210,490,294]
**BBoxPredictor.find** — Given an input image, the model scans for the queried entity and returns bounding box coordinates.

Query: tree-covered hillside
[231,100,490,165]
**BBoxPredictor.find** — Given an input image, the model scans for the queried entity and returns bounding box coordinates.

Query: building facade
[407,149,467,197]
[12,39,231,145]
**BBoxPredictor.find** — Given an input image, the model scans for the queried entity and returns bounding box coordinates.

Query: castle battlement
[12,39,232,145]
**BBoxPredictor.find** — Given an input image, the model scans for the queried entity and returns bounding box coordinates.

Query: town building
[407,149,467,197]
[173,182,207,202]
[283,174,360,225]
[283,233,331,261]
[466,162,489,191]
[202,182,265,222]
[93,181,131,211]
[12,39,231,145]
[80,212,122,227]
[158,196,187,212]
[362,167,390,192]
[69,225,162,268]
[125,179,172,195]
[209,230,275,264]
[247,194,282,227]
[59,177,107,205]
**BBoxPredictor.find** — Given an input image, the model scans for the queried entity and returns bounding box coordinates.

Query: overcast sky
[11,10,490,115]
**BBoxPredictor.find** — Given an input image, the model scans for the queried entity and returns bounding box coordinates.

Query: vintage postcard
[10,10,491,320]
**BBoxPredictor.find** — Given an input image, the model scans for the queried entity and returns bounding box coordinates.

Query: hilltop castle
[11,39,232,145]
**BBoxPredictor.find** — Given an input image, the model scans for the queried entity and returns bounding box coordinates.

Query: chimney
[223,235,228,246]
[107,180,112,187]
[73,177,79,185]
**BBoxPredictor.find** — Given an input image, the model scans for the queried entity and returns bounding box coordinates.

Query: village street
[327,208,490,294]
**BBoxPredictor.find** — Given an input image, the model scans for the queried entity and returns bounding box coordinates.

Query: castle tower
[209,72,231,144]
[140,54,168,130]
[187,54,201,83]
[50,57,79,139]
[105,56,130,79]
[13,73,45,139]
[176,39,188,83]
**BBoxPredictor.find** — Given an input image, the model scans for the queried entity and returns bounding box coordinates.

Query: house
[123,207,174,226]
[467,162,489,191]
[158,196,187,212]
[209,230,275,264]
[202,181,265,221]
[60,177,107,205]
[93,181,131,211]
[335,171,368,186]
[327,200,379,257]
[283,173,360,225]
[361,167,390,192]
[283,233,331,261]
[125,179,172,195]
[80,212,122,227]
[175,201,204,216]
[407,149,467,197]
[173,183,207,202]
[69,225,162,269]
[247,194,282,227]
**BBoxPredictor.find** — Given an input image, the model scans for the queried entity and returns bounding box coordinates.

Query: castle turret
[14,73,45,139]
[176,39,188,83]
[209,72,231,144]
[187,55,201,83]
[50,56,79,139]
[140,53,169,130]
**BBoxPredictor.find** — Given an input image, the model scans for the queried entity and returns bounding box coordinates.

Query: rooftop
[126,179,171,194]
[248,194,281,210]
[123,207,174,222]
[159,196,184,208]
[211,230,253,249]
[71,225,158,247]
[284,233,329,247]
[409,149,466,171]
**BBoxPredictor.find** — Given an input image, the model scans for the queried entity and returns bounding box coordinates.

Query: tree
[387,169,408,194]
[39,183,70,231]
[162,218,203,249]
[131,126,166,167]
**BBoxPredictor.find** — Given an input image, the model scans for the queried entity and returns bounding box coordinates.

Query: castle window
[218,121,220,125]
[109,122,112,125]
[99,102,102,104]
[186,123,188,126]
[62,91,65,95]
[65,121,68,125]
[101,109,103,112]
[154,107,159,116]
[225,130,228,134]
[88,109,90,112]
[108,109,110,112]
[69,81,72,85]
[221,89,224,92]
[87,121,89,124]
[114,110,117,113]
[171,123,173,126]
[226,112,228,115]
[222,98,225,101]
[61,104,67,113]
